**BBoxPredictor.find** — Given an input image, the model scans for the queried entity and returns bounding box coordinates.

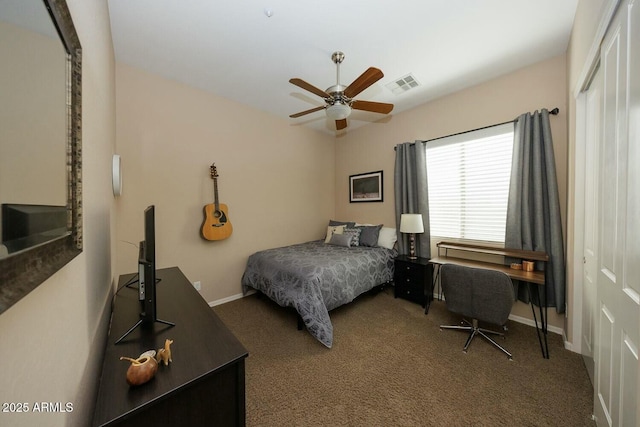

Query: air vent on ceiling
[385,73,420,95]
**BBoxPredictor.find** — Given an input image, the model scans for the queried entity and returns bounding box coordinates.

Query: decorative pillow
[356,224,382,247]
[377,227,398,249]
[328,233,352,247]
[329,219,356,228]
[324,225,345,243]
[343,227,362,246]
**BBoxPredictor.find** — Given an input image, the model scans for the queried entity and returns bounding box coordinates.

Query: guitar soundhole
[212,210,227,227]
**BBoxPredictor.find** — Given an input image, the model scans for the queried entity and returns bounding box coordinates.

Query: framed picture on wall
[349,170,383,202]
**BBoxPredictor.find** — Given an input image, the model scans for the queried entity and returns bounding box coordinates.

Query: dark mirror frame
[0,0,82,314]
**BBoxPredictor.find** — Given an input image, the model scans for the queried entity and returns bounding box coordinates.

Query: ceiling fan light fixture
[288,52,393,130]
[326,103,351,120]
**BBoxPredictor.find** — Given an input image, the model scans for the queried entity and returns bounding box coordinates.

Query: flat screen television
[139,205,156,323]
[1,204,68,253]
[115,205,174,344]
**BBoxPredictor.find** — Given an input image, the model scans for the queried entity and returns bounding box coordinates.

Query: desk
[430,242,550,359]
[429,256,544,285]
[93,267,248,426]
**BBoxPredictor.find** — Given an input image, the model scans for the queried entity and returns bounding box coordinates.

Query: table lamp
[400,213,424,259]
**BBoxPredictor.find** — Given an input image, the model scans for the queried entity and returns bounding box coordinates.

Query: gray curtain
[394,141,430,258]
[505,109,565,313]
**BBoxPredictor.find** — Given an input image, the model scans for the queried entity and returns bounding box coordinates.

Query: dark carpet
[214,287,595,426]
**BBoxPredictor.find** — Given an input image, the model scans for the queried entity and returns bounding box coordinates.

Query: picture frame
[349,170,383,203]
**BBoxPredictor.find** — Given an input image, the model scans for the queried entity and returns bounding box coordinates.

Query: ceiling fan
[289,51,394,131]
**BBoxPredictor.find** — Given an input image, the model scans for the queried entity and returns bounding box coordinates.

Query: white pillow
[376,227,397,249]
[324,225,345,243]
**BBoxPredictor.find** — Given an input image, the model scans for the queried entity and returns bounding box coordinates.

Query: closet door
[581,65,602,384]
[593,1,639,425]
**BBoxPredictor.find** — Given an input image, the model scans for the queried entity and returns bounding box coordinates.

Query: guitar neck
[213,177,220,210]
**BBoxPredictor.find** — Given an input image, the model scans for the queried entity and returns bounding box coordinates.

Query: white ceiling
[107,0,578,135]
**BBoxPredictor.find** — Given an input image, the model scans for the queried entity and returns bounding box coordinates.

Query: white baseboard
[562,330,577,352]
[431,290,565,337]
[508,313,563,336]
[208,290,255,307]
[508,314,578,354]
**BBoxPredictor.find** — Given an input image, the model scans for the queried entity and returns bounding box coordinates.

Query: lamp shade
[400,213,424,233]
[326,103,351,120]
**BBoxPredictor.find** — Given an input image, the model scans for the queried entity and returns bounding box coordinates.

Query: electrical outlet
[193,281,201,291]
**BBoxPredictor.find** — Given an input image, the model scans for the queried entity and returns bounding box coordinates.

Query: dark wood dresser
[93,267,248,427]
[394,255,434,312]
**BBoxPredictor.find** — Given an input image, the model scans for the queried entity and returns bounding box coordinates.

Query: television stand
[116,274,174,344]
[93,267,248,427]
[114,316,175,345]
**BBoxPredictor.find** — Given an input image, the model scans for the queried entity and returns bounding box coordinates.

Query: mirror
[0,0,82,314]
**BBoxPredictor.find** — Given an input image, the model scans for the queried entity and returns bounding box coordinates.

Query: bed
[241,224,397,348]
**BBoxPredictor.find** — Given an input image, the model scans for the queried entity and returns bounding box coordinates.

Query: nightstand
[394,255,434,313]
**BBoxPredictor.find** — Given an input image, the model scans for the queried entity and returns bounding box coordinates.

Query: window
[426,123,514,244]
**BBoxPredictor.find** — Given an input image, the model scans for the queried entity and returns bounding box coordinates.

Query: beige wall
[335,54,569,331]
[568,0,609,90]
[0,22,66,206]
[114,63,335,303]
[0,0,116,426]
[115,54,572,332]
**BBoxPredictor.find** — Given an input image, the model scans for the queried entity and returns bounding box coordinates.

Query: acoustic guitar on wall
[201,163,233,241]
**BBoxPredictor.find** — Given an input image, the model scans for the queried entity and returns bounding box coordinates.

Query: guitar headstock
[209,163,218,179]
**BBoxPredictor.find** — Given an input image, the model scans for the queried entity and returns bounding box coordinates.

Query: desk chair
[439,264,515,359]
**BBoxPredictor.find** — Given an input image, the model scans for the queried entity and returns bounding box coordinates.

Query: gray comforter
[241,240,396,347]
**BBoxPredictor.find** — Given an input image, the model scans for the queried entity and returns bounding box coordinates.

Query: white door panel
[593,1,640,425]
[582,65,602,381]
[596,304,615,425]
[620,334,637,426]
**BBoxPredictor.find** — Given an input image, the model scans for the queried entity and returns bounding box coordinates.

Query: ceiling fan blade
[289,78,330,99]
[343,67,384,98]
[289,106,326,118]
[335,119,347,130]
[351,100,394,114]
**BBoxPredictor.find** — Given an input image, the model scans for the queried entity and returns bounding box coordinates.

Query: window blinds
[426,122,514,244]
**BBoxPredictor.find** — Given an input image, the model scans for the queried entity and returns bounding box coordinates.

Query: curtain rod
[394,107,560,149]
